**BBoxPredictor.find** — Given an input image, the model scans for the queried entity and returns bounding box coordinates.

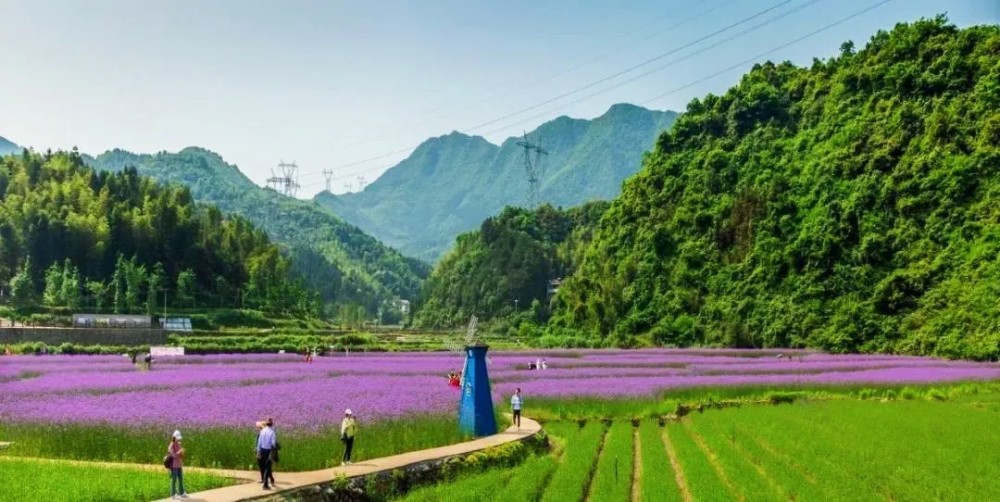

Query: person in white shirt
[256,418,278,490]
[510,388,523,429]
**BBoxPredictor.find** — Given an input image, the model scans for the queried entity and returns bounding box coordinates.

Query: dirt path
[631,427,641,502]
[661,427,692,502]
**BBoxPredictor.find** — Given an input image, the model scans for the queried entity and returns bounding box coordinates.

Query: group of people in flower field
[163,411,359,498]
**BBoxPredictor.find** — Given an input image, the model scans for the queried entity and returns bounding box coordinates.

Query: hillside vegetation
[317,104,676,261]
[416,202,608,328]
[88,147,428,311]
[551,17,1000,360]
[0,150,316,314]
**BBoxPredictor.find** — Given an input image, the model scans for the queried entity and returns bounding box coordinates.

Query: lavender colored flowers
[0,349,997,430]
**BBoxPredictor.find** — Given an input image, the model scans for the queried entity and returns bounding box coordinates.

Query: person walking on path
[256,418,278,490]
[167,430,187,499]
[341,409,358,465]
[255,421,275,487]
[511,388,523,430]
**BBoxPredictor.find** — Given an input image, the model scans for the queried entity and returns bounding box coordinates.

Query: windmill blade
[464,315,478,345]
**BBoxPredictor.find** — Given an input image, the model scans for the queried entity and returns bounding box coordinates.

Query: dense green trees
[0,150,318,315]
[416,202,608,327]
[88,147,427,312]
[551,17,1000,360]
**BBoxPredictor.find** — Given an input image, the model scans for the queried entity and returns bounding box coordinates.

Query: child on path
[511,388,523,429]
[341,409,358,465]
[168,430,187,499]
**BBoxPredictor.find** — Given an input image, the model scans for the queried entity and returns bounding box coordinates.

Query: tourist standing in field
[341,409,358,465]
[256,418,278,490]
[168,430,187,499]
[511,388,523,429]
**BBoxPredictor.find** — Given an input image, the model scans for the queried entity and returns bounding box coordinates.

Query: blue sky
[0,0,997,196]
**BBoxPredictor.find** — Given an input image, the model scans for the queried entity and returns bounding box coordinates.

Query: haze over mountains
[316,103,677,261]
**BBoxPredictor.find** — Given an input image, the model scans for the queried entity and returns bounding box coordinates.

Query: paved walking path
[153,417,541,502]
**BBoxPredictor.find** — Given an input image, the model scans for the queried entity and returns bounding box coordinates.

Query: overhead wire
[299,0,884,191]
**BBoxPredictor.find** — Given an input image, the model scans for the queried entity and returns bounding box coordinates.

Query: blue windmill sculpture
[457,316,497,437]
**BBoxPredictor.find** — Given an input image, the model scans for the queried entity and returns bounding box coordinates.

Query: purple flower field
[1,349,997,430]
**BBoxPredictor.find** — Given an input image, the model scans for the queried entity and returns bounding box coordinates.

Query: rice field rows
[396,396,1000,501]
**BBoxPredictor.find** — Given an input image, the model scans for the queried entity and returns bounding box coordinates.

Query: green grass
[384,387,1000,501]
[637,419,682,502]
[665,420,731,502]
[587,420,634,501]
[0,457,233,501]
[663,399,1000,501]
[540,421,605,502]
[400,454,556,501]
[0,414,464,471]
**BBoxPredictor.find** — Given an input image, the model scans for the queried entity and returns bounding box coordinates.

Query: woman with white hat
[340,409,358,465]
[167,430,187,499]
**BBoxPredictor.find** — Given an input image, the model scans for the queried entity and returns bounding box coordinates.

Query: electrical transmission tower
[356,176,366,191]
[344,182,353,193]
[265,161,300,197]
[322,169,334,193]
[516,132,548,207]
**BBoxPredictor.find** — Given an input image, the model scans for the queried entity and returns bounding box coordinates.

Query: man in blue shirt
[256,418,277,490]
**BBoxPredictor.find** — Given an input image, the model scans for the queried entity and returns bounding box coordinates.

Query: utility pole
[356,176,366,192]
[322,169,334,193]
[516,132,548,208]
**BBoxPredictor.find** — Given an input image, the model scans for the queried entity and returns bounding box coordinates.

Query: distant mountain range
[0,136,23,156]
[315,103,677,261]
[85,147,428,308]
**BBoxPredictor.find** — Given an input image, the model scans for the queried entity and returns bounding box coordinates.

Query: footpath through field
[151,417,541,502]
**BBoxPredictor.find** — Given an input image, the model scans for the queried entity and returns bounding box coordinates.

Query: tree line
[0,149,319,316]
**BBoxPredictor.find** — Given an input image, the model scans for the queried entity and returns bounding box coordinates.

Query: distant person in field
[541,358,547,370]
[511,388,523,429]
[167,430,187,499]
[341,409,358,465]
[256,417,278,490]
[447,372,460,388]
[255,421,275,487]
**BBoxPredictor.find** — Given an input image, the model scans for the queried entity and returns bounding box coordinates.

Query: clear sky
[1,0,997,196]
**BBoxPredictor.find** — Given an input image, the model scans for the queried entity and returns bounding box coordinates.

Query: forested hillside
[317,104,676,261]
[552,17,1000,360]
[417,202,608,328]
[88,147,428,311]
[0,150,317,314]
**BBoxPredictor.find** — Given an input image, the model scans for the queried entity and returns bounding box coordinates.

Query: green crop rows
[392,395,1000,501]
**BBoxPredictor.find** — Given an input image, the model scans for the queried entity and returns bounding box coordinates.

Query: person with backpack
[167,430,188,499]
[341,409,358,465]
[256,418,278,490]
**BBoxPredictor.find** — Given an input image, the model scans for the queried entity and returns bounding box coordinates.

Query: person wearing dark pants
[256,419,278,490]
[167,430,187,499]
[341,408,358,465]
[511,388,523,429]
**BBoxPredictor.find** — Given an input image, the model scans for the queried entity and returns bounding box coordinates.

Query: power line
[460,0,796,133]
[473,0,827,139]
[642,0,894,105]
[321,0,740,153]
[296,0,816,187]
